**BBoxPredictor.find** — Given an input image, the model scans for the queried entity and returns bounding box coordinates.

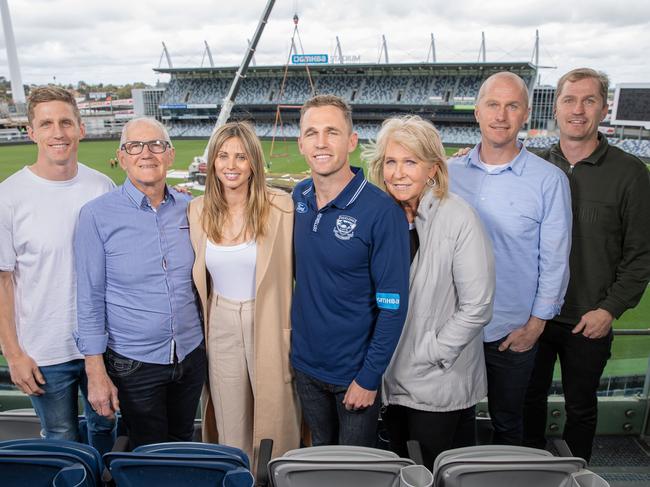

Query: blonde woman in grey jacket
[365,115,496,469]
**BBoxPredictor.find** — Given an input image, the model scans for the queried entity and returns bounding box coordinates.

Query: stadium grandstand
[154,61,531,147]
[149,62,650,159]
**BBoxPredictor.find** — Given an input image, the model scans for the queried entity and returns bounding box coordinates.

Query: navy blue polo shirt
[291,167,410,390]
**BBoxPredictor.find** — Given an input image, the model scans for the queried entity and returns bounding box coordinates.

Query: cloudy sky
[1,0,649,88]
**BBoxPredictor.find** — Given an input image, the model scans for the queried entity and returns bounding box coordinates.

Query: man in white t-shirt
[0,86,116,453]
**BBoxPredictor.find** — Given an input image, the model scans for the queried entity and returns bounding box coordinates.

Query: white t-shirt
[205,239,257,301]
[0,164,115,366]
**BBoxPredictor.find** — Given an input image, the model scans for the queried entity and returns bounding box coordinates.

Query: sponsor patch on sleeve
[376,292,400,310]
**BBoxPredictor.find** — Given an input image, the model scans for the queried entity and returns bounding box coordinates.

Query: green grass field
[0,139,647,376]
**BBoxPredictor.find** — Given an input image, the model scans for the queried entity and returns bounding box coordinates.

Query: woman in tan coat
[188,121,300,465]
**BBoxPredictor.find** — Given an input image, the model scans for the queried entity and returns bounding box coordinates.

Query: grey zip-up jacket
[383,190,495,412]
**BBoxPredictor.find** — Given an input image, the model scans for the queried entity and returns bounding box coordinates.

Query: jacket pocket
[420,329,446,371]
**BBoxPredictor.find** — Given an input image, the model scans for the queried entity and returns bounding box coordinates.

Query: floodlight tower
[378,35,389,64]
[159,42,173,69]
[0,0,26,104]
[426,33,437,63]
[478,31,486,63]
[334,36,344,63]
[201,40,214,68]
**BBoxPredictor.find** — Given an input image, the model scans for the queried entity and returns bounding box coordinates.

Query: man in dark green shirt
[523,68,650,462]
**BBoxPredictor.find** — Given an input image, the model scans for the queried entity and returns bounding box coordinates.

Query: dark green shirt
[534,135,650,324]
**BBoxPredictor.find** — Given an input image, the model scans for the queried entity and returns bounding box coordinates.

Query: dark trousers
[484,337,538,446]
[294,369,381,447]
[523,320,612,461]
[105,343,207,450]
[384,404,476,470]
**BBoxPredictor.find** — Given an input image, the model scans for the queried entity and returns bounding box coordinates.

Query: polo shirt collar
[124,177,174,209]
[550,133,609,166]
[307,166,367,210]
[466,142,527,176]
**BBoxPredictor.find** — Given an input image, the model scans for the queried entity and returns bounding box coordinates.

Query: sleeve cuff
[74,331,109,356]
[354,368,381,391]
[598,297,626,320]
[531,300,561,321]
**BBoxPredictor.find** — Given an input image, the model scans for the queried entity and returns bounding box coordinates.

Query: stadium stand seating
[267,445,425,487]
[0,438,103,487]
[432,445,609,487]
[159,71,650,158]
[104,442,255,487]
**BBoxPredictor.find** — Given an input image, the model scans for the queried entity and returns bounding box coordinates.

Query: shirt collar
[550,133,609,166]
[466,142,527,176]
[123,177,174,209]
[305,166,368,210]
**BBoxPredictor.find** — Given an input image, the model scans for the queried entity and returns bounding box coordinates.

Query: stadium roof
[154,62,537,78]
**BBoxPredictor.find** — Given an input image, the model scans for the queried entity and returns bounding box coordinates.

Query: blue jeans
[484,337,538,446]
[105,343,206,449]
[29,359,116,456]
[294,369,380,447]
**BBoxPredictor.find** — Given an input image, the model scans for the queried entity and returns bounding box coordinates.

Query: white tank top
[205,239,257,301]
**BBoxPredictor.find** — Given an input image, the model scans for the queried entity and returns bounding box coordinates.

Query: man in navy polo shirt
[291,94,410,446]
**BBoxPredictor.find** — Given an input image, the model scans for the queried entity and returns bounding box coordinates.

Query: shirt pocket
[573,199,620,237]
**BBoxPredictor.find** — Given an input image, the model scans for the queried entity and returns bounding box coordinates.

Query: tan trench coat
[188,189,301,461]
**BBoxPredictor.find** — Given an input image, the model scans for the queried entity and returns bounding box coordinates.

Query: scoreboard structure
[611,83,650,129]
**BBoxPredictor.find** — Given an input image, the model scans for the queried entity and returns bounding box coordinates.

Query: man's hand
[7,351,45,395]
[85,355,119,419]
[572,308,614,339]
[499,316,546,352]
[173,184,192,196]
[342,380,377,411]
[451,147,472,158]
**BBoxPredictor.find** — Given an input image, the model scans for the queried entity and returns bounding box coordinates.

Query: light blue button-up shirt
[74,178,203,364]
[448,144,571,342]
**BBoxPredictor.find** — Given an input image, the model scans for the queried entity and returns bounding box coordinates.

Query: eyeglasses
[120,140,170,155]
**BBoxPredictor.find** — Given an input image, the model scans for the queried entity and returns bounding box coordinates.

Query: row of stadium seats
[161,74,534,107]
[167,121,482,145]
[166,120,650,157]
[0,437,609,487]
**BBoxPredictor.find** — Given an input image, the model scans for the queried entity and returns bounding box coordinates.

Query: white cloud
[0,0,648,86]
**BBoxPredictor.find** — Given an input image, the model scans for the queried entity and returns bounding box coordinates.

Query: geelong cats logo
[334,215,357,240]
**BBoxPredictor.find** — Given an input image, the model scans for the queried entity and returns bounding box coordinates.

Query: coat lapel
[256,197,281,292]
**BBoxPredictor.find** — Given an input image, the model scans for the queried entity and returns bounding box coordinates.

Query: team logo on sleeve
[376,293,400,310]
[296,202,308,214]
[334,215,357,240]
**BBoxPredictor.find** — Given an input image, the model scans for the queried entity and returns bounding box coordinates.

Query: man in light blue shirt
[74,117,205,449]
[448,72,571,445]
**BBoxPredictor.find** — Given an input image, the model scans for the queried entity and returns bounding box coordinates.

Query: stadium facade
[145,61,650,159]
[150,62,538,146]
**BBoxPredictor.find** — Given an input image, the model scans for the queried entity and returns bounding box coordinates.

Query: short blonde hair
[363,115,448,199]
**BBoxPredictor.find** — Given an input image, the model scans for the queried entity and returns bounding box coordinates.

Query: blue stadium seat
[134,441,250,469]
[0,439,102,486]
[104,442,254,487]
[0,450,94,487]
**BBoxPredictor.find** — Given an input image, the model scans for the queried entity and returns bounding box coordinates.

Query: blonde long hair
[363,115,448,200]
[201,122,270,242]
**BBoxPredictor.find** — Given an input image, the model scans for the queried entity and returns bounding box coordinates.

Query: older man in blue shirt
[448,72,571,446]
[74,118,205,449]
